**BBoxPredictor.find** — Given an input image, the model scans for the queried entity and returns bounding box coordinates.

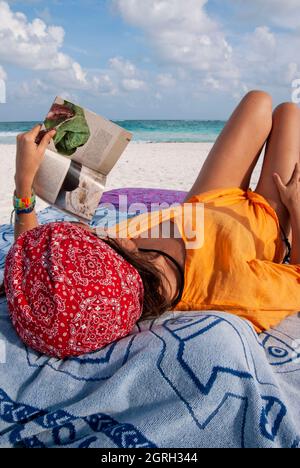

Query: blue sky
[0,0,299,121]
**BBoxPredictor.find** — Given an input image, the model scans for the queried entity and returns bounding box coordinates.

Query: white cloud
[156,73,176,88]
[121,78,147,91]
[251,27,276,55]
[237,26,300,89]
[0,1,150,99]
[242,27,276,64]
[3,0,300,116]
[0,0,93,98]
[0,65,7,81]
[15,78,50,99]
[286,63,300,84]
[92,74,118,95]
[113,0,240,90]
[108,56,148,92]
[113,0,300,97]
[224,0,300,30]
[0,1,74,71]
[109,56,137,77]
[72,62,87,84]
[202,77,221,90]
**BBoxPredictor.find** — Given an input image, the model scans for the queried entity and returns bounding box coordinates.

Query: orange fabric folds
[113,187,300,333]
[174,187,300,333]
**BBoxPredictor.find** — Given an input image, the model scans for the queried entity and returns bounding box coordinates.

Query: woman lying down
[3,91,300,359]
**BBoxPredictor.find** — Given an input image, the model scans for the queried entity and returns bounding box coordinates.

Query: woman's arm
[273,163,300,264]
[14,182,39,242]
[14,125,56,242]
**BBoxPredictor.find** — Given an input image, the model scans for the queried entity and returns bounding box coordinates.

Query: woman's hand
[15,124,56,191]
[273,163,300,213]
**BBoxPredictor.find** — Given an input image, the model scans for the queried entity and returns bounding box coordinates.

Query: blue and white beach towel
[0,205,300,448]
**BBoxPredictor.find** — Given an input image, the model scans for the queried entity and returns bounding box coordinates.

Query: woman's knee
[243,90,273,112]
[273,102,300,121]
[241,90,273,129]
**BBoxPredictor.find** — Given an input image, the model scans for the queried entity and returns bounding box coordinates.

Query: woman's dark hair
[0,231,178,317]
[103,237,174,321]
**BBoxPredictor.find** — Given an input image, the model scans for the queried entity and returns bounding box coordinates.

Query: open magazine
[34,97,132,221]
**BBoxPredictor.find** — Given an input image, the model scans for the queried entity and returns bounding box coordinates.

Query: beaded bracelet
[13,189,36,210]
[10,200,36,226]
[16,204,36,215]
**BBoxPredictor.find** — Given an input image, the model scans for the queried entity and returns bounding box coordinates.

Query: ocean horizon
[0,120,225,144]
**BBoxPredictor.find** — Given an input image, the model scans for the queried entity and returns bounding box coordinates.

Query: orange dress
[110,187,300,333]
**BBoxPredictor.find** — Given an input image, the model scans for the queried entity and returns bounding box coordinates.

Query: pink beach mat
[100,188,187,211]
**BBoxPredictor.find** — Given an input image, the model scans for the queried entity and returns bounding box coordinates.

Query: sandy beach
[0,142,264,224]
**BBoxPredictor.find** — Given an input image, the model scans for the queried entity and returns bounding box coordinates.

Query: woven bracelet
[10,202,36,225]
[13,190,36,210]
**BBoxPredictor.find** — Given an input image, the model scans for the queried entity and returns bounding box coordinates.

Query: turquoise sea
[0,120,225,144]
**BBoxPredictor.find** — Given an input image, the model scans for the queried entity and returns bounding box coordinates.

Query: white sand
[0,142,264,224]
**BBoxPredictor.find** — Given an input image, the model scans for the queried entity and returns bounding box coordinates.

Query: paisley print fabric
[3,222,144,358]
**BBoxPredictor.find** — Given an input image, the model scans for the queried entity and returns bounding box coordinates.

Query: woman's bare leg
[185,90,273,202]
[256,103,300,237]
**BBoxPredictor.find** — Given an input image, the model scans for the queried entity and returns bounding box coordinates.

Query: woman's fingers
[273,172,286,192]
[17,124,42,143]
[28,124,43,139]
[38,129,56,153]
[294,162,300,180]
[18,125,55,147]
[273,164,300,193]
[287,163,300,185]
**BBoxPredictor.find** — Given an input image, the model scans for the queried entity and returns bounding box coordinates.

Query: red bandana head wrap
[4,222,144,358]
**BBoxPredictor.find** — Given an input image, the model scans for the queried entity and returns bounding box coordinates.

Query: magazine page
[96,129,132,176]
[72,120,132,175]
[33,150,71,204]
[36,96,132,174]
[55,164,106,221]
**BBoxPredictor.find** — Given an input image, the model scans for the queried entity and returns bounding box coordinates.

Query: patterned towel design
[0,190,299,448]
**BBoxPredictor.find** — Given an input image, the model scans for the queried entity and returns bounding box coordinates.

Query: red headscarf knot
[4,222,144,358]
